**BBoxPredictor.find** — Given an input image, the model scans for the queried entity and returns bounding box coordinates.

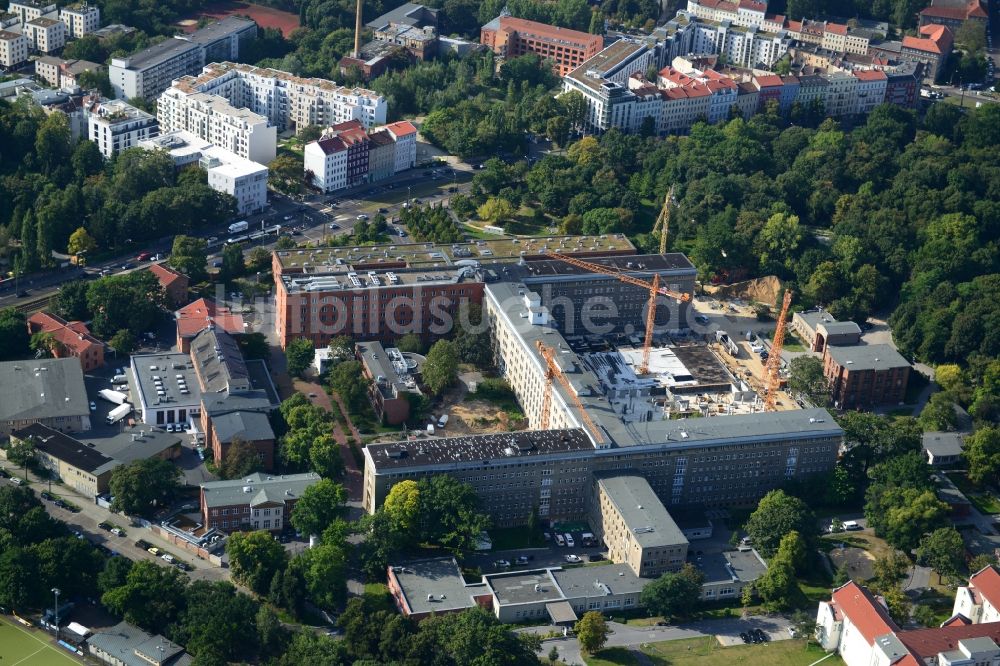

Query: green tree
[871,551,910,592]
[54,281,90,321]
[269,154,304,194]
[328,360,369,412]
[0,309,30,361]
[917,527,966,584]
[299,125,323,142]
[101,560,187,634]
[955,20,986,52]
[395,332,424,354]
[226,530,289,594]
[966,428,1000,486]
[755,556,797,610]
[67,227,97,256]
[7,437,36,480]
[477,197,515,227]
[575,611,609,654]
[416,475,490,552]
[109,328,136,354]
[744,490,815,558]
[76,69,113,97]
[169,235,208,283]
[422,339,459,395]
[384,480,421,537]
[290,478,347,537]
[86,270,164,338]
[285,338,314,378]
[220,242,246,282]
[34,113,71,176]
[918,392,958,431]
[309,435,343,479]
[98,556,134,595]
[775,530,807,575]
[109,458,181,516]
[969,554,996,573]
[0,548,41,610]
[881,584,911,625]
[787,356,832,406]
[866,487,948,552]
[298,521,351,608]
[172,580,260,663]
[639,563,704,620]
[219,438,263,479]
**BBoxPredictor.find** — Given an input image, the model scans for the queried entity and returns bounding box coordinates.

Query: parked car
[495,559,511,568]
[564,533,575,548]
[90,401,97,412]
[554,534,566,547]
[515,556,531,565]
[587,553,604,562]
[564,554,582,563]
[740,632,751,644]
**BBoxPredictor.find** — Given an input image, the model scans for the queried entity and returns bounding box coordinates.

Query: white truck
[106,403,133,425]
[228,220,249,234]
[98,389,128,405]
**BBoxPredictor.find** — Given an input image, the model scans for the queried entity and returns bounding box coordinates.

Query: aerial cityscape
[0,0,998,663]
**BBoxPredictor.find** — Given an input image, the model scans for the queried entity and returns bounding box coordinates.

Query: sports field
[0,617,82,665]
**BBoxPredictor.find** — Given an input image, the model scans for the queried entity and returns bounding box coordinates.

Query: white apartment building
[24,16,65,53]
[303,135,349,192]
[681,18,790,68]
[954,566,1000,625]
[157,87,277,164]
[139,130,268,214]
[108,17,256,100]
[561,40,655,134]
[824,71,857,117]
[166,61,387,134]
[385,120,416,172]
[852,69,886,115]
[35,55,101,88]
[59,3,100,38]
[7,0,55,25]
[0,30,28,68]
[87,99,160,158]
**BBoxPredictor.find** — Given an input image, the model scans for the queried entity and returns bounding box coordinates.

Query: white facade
[157,87,277,164]
[24,17,65,54]
[303,138,348,192]
[59,3,100,38]
[7,0,56,25]
[87,99,160,158]
[0,30,28,68]
[954,567,1000,625]
[853,72,887,114]
[167,61,387,134]
[386,121,416,172]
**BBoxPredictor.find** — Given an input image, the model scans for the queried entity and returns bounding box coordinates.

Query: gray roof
[0,358,89,423]
[12,423,114,474]
[82,427,182,471]
[130,352,201,411]
[366,2,438,30]
[596,475,688,549]
[210,410,274,443]
[487,570,563,605]
[187,16,255,44]
[88,622,192,666]
[201,472,320,508]
[389,556,486,615]
[357,341,419,400]
[551,563,649,599]
[826,343,909,371]
[699,549,768,585]
[245,359,280,405]
[923,431,965,457]
[201,390,274,416]
[565,40,649,92]
[191,328,250,394]
[818,321,862,336]
[117,37,201,71]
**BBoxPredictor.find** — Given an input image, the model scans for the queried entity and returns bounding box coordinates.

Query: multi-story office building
[108,17,257,99]
[7,0,55,25]
[87,98,159,158]
[271,234,636,348]
[167,61,386,134]
[157,87,277,164]
[0,29,28,69]
[481,14,603,77]
[139,130,268,214]
[823,343,910,410]
[561,40,656,134]
[58,3,100,38]
[24,16,65,53]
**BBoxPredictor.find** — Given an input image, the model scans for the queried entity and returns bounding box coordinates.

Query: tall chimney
[353,0,363,58]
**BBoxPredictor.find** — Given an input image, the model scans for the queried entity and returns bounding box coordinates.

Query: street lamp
[51,587,60,639]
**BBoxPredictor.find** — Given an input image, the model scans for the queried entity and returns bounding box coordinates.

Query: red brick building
[357,341,420,425]
[27,311,105,372]
[199,472,320,533]
[148,263,189,308]
[480,15,603,77]
[823,343,911,410]
[174,298,245,352]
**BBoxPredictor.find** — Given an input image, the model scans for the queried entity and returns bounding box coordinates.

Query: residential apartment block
[199,472,320,533]
[157,87,277,164]
[87,98,159,158]
[27,311,104,372]
[24,16,65,53]
[58,2,100,38]
[34,55,101,88]
[0,29,28,69]
[481,14,602,77]
[7,0,55,25]
[165,61,386,136]
[108,17,257,99]
[139,129,269,214]
[954,565,1000,625]
[302,119,416,192]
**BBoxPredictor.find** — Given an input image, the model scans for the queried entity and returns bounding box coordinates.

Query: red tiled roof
[698,0,738,11]
[148,262,186,288]
[943,614,972,627]
[831,582,899,645]
[176,298,244,339]
[920,0,986,19]
[317,135,348,155]
[970,566,1000,610]
[368,128,395,147]
[329,119,364,132]
[826,22,848,35]
[787,19,802,31]
[854,69,887,81]
[335,127,369,146]
[903,24,952,54]
[898,623,1000,660]
[27,311,103,355]
[765,14,785,23]
[738,0,766,12]
[385,120,417,137]
[754,74,783,88]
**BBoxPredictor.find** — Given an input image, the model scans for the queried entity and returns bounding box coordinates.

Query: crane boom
[764,290,793,411]
[536,340,604,444]
[543,251,691,303]
[654,185,674,255]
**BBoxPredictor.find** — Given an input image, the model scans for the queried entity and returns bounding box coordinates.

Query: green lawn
[0,617,82,665]
[634,637,841,666]
[947,472,1000,514]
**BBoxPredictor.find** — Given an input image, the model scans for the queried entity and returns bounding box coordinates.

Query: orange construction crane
[536,340,604,444]
[653,185,675,255]
[544,251,691,375]
[764,290,793,411]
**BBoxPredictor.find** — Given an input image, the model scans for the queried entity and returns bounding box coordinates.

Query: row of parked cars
[741,629,770,644]
[134,539,192,571]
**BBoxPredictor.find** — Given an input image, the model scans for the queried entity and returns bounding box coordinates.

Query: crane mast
[764,290,793,411]
[535,340,604,444]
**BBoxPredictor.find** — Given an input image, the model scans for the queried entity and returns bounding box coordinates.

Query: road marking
[1,617,80,665]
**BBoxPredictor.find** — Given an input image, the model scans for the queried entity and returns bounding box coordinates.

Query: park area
[182,1,300,36]
[0,617,82,665]
[586,637,842,666]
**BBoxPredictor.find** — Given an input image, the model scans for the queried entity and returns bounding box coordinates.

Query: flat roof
[187,16,255,44]
[517,253,695,281]
[486,570,563,605]
[274,234,636,272]
[0,357,89,422]
[551,563,649,598]
[389,556,486,615]
[566,40,649,92]
[699,548,768,584]
[596,474,688,548]
[826,343,909,371]
[280,264,480,294]
[82,427,182,472]
[130,352,202,410]
[113,36,200,71]
[201,471,320,508]
[366,429,594,471]
[357,341,419,399]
